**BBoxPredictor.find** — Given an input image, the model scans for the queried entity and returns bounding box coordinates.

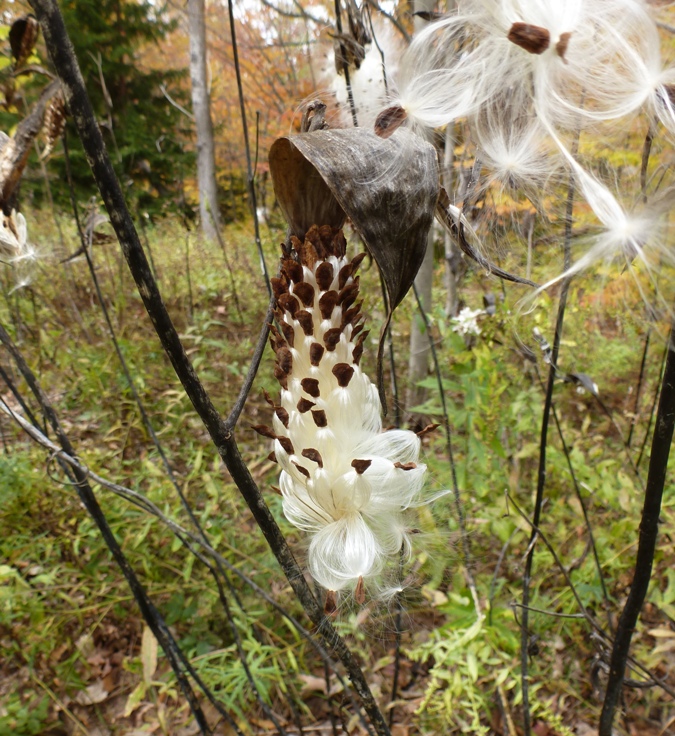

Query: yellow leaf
[141,626,158,684]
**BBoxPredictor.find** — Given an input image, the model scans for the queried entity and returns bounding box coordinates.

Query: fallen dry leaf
[75,679,109,706]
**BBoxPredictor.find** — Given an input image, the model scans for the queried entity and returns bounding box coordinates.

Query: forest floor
[0,211,674,735]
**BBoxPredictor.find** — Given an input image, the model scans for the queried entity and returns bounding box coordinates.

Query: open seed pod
[269,128,439,312]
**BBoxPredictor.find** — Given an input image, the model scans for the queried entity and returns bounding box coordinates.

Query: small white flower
[451,307,484,336]
[256,225,426,600]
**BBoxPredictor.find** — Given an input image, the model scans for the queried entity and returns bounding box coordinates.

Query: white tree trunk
[188,0,220,241]
[405,0,436,416]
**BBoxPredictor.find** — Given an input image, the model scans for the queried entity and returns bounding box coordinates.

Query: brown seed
[297,397,316,413]
[351,458,372,474]
[555,31,571,61]
[318,224,334,251]
[280,320,295,347]
[312,409,327,427]
[305,224,321,246]
[341,303,362,328]
[332,363,355,387]
[262,389,274,406]
[252,424,276,439]
[302,448,324,467]
[338,280,359,309]
[276,346,292,375]
[394,461,417,470]
[309,342,325,366]
[271,276,288,300]
[277,436,294,455]
[352,330,369,364]
[338,252,366,290]
[268,451,277,464]
[292,461,310,478]
[355,576,366,605]
[324,328,342,352]
[351,251,366,273]
[315,261,335,291]
[295,310,314,336]
[351,323,364,338]
[278,293,300,317]
[299,239,319,269]
[507,22,550,55]
[331,230,347,258]
[337,262,353,290]
[374,104,408,139]
[270,485,282,496]
[282,257,303,284]
[301,377,321,398]
[324,590,338,617]
[293,281,315,307]
[275,406,290,428]
[319,290,340,320]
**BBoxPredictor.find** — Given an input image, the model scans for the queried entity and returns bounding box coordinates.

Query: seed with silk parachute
[253,225,426,602]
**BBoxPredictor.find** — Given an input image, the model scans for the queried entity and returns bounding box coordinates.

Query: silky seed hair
[255,225,427,602]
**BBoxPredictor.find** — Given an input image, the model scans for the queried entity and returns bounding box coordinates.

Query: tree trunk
[188,0,220,241]
[405,0,436,417]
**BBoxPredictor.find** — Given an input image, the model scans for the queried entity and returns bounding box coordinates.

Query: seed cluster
[254,224,370,481]
[253,224,427,606]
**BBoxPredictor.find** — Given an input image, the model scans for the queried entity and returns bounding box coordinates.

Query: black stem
[637,340,668,471]
[628,331,651,449]
[543,375,612,628]
[0,324,218,736]
[224,300,274,433]
[29,2,388,731]
[520,157,576,736]
[599,325,675,735]
[334,0,358,127]
[412,282,479,608]
[66,150,286,728]
[225,0,271,297]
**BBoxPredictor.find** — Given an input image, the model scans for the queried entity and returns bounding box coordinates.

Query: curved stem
[599,325,675,735]
[28,1,388,731]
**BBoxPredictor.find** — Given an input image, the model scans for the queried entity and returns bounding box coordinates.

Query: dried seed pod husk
[9,15,40,67]
[269,128,439,312]
[269,128,439,411]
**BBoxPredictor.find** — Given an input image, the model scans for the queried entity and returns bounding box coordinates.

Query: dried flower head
[256,225,426,600]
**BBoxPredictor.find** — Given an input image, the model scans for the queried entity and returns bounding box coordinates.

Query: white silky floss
[391,0,672,137]
[258,225,426,603]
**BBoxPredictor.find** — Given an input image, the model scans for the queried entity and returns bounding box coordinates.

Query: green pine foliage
[2,0,194,218]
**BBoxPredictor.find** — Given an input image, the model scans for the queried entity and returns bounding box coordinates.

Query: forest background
[1,0,675,735]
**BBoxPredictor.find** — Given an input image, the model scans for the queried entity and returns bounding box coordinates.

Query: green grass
[0,207,674,734]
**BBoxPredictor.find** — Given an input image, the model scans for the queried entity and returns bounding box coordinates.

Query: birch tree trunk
[188,0,220,241]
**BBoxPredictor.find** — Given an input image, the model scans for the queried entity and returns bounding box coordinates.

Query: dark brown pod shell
[269,129,439,312]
